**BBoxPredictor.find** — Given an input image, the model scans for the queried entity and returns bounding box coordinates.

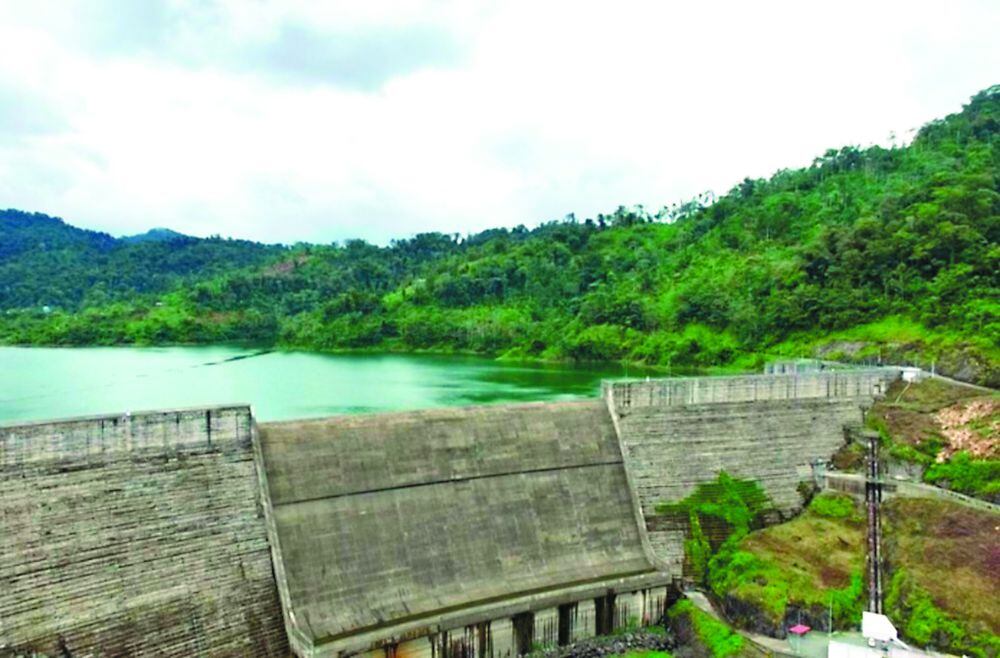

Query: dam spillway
[0,369,899,657]
[257,401,667,656]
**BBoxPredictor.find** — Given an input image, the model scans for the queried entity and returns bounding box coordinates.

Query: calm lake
[0,346,657,425]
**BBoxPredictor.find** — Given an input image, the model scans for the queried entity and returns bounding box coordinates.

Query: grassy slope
[707,491,1000,657]
[707,493,865,634]
[882,497,1000,658]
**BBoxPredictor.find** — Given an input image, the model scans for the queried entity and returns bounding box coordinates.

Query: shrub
[656,472,773,549]
[923,452,1000,498]
[808,493,856,519]
[668,599,745,658]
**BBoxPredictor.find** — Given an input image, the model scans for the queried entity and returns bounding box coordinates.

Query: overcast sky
[0,1,997,244]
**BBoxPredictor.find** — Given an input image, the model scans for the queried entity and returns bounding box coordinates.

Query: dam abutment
[603,369,898,573]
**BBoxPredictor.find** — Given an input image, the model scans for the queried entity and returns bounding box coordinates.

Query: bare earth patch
[934,398,999,461]
[872,379,998,458]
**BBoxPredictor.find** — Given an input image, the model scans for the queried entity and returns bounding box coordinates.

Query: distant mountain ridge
[0,209,281,309]
[121,228,190,243]
[0,209,116,261]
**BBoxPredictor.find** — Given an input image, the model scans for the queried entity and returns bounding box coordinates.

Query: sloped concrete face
[256,400,668,657]
[0,407,288,657]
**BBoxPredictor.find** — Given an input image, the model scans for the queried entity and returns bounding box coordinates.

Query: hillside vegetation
[707,493,865,636]
[650,476,865,635]
[1,86,997,384]
[667,599,752,658]
[882,498,1000,658]
[0,210,279,310]
[869,378,999,503]
[699,492,999,658]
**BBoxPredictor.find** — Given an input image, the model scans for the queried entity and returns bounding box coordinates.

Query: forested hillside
[0,210,280,309]
[2,86,998,384]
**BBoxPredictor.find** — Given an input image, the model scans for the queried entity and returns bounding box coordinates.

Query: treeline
[2,86,998,384]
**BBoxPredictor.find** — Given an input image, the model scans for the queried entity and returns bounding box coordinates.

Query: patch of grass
[882,497,1000,657]
[808,493,857,519]
[872,379,996,437]
[612,616,642,636]
[887,378,982,412]
[707,493,865,628]
[887,441,935,466]
[868,380,980,445]
[668,599,745,658]
[529,642,557,655]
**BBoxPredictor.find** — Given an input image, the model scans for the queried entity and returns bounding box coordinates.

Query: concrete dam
[0,369,899,657]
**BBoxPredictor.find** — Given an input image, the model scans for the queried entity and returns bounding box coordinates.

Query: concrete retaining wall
[0,407,287,657]
[824,472,1000,514]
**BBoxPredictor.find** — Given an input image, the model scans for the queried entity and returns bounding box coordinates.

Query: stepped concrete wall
[255,401,671,658]
[604,370,899,573]
[0,407,287,657]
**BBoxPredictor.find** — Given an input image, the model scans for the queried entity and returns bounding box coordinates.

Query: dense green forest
[2,86,998,384]
[0,211,279,309]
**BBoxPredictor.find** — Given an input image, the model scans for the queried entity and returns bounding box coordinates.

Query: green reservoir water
[0,346,654,424]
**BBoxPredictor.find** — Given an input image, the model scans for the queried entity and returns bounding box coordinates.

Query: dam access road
[0,367,901,658]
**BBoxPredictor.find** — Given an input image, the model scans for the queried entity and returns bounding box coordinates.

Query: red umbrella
[789,624,811,635]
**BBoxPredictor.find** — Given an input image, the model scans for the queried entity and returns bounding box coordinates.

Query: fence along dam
[0,367,901,658]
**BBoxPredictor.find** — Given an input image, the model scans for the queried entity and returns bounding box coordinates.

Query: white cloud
[0,0,997,244]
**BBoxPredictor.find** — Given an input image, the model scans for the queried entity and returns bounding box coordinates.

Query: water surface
[0,346,655,424]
